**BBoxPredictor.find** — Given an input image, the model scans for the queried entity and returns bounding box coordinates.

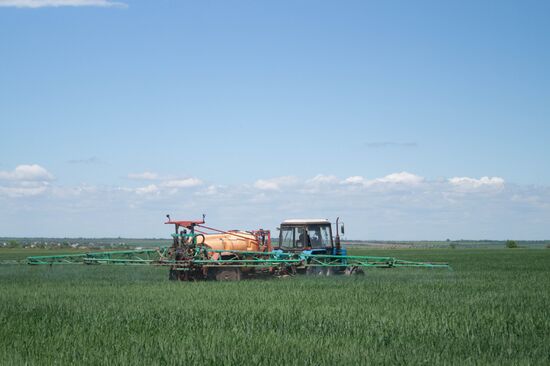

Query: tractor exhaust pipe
[335,217,341,254]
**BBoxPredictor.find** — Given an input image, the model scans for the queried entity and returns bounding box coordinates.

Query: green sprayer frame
[26,247,450,271]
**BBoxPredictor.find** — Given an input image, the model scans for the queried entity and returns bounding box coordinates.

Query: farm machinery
[25,216,450,280]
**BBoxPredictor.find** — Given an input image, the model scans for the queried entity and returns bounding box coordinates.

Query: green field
[1,248,549,365]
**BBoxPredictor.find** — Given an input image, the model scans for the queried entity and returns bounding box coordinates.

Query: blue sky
[1,0,549,239]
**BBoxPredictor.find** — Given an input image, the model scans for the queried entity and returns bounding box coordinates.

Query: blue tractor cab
[276,218,347,257]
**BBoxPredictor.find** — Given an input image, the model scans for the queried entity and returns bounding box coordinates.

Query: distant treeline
[344,239,550,249]
[0,237,171,249]
[346,239,550,244]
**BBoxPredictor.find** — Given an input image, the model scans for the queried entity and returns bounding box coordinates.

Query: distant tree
[506,240,518,249]
[8,240,19,248]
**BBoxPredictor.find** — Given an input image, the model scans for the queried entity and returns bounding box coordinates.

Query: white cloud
[161,178,202,188]
[340,172,423,188]
[254,176,298,191]
[341,176,366,185]
[50,184,97,198]
[128,172,159,181]
[3,169,549,239]
[308,174,339,185]
[449,176,505,190]
[126,173,202,193]
[375,172,424,185]
[195,185,221,196]
[135,184,159,195]
[0,0,127,7]
[0,164,53,181]
[125,178,202,196]
[303,175,340,193]
[0,185,48,197]
[0,165,53,198]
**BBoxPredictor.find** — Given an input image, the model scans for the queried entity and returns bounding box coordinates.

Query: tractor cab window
[319,225,332,247]
[280,226,308,249]
[307,226,322,248]
[295,227,307,248]
[280,227,294,248]
[307,225,332,248]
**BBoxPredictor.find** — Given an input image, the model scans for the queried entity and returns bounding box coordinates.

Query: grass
[1,248,549,365]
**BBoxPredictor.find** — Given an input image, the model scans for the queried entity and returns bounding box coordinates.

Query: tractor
[274,218,357,275]
[26,216,450,279]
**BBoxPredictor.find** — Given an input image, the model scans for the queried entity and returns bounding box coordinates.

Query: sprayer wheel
[344,266,365,276]
[214,268,242,281]
[168,269,178,281]
[306,266,325,276]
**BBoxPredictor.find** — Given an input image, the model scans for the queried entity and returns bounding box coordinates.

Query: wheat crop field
[1,248,549,365]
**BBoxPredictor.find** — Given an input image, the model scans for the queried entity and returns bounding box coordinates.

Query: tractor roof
[281,219,330,225]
